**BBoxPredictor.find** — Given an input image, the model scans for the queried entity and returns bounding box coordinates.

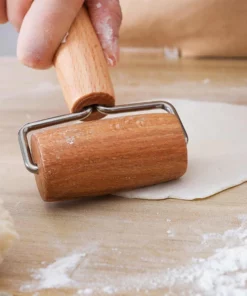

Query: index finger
[17,0,84,69]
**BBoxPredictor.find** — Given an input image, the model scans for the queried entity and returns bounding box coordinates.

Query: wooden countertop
[0,53,246,295]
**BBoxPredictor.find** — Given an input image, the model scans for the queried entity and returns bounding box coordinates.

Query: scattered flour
[20,253,86,291]
[77,288,93,295]
[164,47,180,60]
[66,136,75,145]
[157,216,247,295]
[202,78,211,84]
[161,245,247,295]
[61,32,69,44]
[202,215,247,247]
[96,2,102,8]
[167,229,175,238]
[96,14,116,65]
[97,216,246,295]
[97,16,113,50]
[102,286,116,294]
[20,217,247,295]
[106,57,114,66]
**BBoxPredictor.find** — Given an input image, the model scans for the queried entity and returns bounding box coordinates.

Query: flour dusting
[102,286,116,294]
[106,57,114,66]
[164,47,180,60]
[20,217,247,295]
[98,216,246,295]
[97,16,113,50]
[167,229,175,238]
[66,136,75,145]
[202,215,247,247]
[20,253,86,291]
[77,288,93,295]
[202,78,211,84]
[157,216,247,295]
[61,32,69,44]
[80,216,246,295]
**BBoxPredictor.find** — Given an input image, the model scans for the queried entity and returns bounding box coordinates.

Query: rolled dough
[0,200,19,264]
[117,100,247,200]
[120,0,247,57]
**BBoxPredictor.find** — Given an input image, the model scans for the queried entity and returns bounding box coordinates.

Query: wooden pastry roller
[18,7,188,202]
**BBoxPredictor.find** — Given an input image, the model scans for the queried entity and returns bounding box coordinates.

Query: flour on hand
[117,100,247,200]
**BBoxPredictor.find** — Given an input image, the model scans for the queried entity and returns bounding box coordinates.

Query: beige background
[120,0,247,57]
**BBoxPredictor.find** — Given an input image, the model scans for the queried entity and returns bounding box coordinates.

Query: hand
[0,0,122,69]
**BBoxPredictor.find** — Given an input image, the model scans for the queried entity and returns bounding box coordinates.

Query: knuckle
[17,50,51,70]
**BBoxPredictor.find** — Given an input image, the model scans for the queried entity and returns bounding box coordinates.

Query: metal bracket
[18,101,188,174]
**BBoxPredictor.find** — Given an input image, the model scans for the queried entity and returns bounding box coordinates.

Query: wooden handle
[54,7,115,116]
[31,113,187,202]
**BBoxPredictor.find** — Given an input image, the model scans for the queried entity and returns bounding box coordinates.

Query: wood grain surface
[0,54,246,295]
[31,113,187,201]
[54,7,115,115]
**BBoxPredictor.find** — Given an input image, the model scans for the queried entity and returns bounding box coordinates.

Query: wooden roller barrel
[31,113,187,201]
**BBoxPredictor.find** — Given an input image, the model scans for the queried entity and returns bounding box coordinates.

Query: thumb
[87,0,122,66]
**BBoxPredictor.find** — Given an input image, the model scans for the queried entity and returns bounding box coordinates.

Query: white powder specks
[202,78,211,84]
[20,217,247,295]
[167,229,175,238]
[160,245,247,295]
[164,47,180,60]
[61,32,69,44]
[96,2,102,8]
[77,288,93,295]
[97,16,113,50]
[106,57,114,66]
[102,286,115,294]
[79,216,246,295]
[136,118,145,127]
[202,215,247,247]
[66,136,75,145]
[157,216,247,295]
[20,253,86,291]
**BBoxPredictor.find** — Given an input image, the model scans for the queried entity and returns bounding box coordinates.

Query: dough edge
[0,200,19,264]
